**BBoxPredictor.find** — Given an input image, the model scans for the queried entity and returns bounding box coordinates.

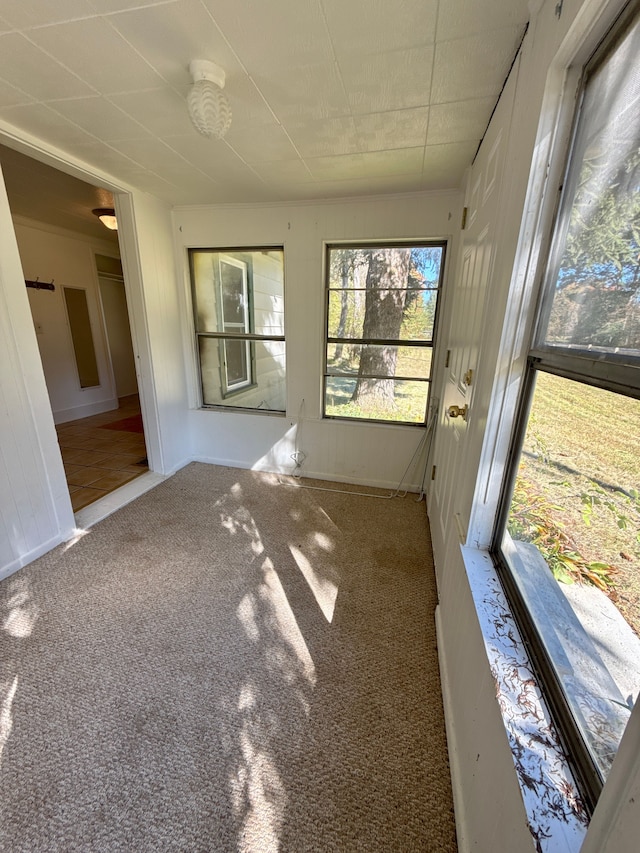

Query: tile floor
[57,395,149,512]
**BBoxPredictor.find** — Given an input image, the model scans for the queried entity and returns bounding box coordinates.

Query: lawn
[509,371,640,636]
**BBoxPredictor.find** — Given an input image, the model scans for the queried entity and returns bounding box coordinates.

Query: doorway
[0,143,150,513]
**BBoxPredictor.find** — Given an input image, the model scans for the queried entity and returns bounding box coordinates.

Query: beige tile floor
[57,395,148,512]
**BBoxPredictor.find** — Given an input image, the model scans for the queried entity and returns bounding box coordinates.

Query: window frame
[217,254,254,396]
[322,240,447,426]
[188,246,286,413]
[491,2,640,814]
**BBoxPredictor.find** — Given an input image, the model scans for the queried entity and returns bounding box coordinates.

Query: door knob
[447,404,468,420]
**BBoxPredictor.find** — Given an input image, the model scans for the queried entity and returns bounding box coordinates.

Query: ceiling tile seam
[47,87,166,104]
[316,0,358,139]
[46,94,156,142]
[100,12,186,98]
[18,30,103,97]
[302,149,425,181]
[195,0,314,178]
[0,15,101,34]
[0,101,118,150]
[11,0,181,33]
[434,22,531,49]
[118,134,226,185]
[0,72,36,106]
[31,99,157,158]
[422,0,439,176]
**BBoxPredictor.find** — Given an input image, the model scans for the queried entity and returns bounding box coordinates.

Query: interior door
[433,60,519,549]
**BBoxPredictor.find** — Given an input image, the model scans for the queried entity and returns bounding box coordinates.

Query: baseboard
[436,604,470,853]
[0,533,66,582]
[53,397,118,425]
[190,455,421,492]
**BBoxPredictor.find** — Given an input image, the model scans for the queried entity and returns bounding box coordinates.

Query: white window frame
[489,0,640,811]
[218,254,252,394]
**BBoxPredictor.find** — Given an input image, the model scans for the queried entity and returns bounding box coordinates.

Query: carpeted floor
[0,463,457,852]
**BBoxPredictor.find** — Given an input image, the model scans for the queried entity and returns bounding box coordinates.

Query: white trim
[0,533,69,583]
[192,455,423,491]
[173,188,463,213]
[0,122,135,196]
[436,604,469,853]
[73,470,168,529]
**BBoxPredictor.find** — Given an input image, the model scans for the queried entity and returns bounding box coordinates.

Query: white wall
[174,191,461,489]
[99,276,138,398]
[0,169,75,578]
[428,0,640,851]
[14,217,120,423]
[117,190,191,477]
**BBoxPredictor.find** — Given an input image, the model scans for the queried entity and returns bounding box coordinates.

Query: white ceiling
[0,0,529,223]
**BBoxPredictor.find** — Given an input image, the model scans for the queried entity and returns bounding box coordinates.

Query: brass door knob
[447,404,468,420]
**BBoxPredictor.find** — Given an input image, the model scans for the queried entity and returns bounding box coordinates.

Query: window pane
[199,337,285,410]
[326,343,432,379]
[502,371,640,780]
[542,16,640,358]
[325,376,428,423]
[327,245,444,289]
[224,339,249,387]
[192,249,284,335]
[328,288,438,341]
[220,260,247,327]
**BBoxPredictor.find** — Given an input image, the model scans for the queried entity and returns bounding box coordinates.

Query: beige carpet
[0,463,457,852]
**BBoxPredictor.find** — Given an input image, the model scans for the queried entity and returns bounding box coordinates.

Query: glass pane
[326,343,432,379]
[199,337,285,411]
[325,376,428,423]
[191,249,284,334]
[224,339,249,387]
[543,16,640,358]
[327,288,438,341]
[502,371,640,780]
[327,245,444,289]
[220,260,246,326]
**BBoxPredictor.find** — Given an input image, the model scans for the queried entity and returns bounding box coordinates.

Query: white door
[432,60,519,552]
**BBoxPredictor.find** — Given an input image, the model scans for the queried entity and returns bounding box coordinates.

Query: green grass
[510,371,640,635]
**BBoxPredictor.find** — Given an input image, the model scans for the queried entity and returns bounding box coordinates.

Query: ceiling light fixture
[92,208,118,230]
[187,59,232,139]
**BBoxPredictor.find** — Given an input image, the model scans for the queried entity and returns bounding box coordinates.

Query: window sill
[198,405,286,418]
[461,545,589,852]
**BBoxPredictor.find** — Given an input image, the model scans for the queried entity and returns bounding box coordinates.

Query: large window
[324,243,445,424]
[494,6,639,811]
[190,248,285,412]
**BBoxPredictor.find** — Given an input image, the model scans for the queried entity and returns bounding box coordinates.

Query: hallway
[57,395,148,512]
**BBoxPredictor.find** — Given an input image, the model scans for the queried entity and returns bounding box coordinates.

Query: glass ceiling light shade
[92,208,117,230]
[187,59,232,139]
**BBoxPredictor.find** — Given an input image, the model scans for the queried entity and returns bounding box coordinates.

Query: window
[324,243,445,424]
[190,248,285,411]
[494,5,640,811]
[219,255,251,391]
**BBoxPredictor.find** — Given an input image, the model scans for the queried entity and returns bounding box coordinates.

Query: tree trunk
[351,248,411,409]
[334,258,350,361]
